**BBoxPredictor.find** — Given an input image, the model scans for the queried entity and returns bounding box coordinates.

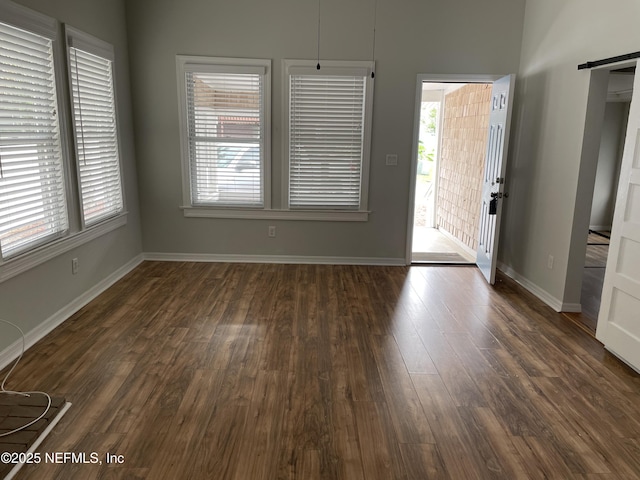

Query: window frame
[176,55,272,211]
[0,1,127,282]
[0,2,71,260]
[65,25,126,228]
[282,59,374,214]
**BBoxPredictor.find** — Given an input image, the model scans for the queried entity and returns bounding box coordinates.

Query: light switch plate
[386,154,398,166]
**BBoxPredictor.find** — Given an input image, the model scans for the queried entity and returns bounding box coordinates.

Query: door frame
[563,60,637,312]
[405,74,504,265]
[419,88,445,230]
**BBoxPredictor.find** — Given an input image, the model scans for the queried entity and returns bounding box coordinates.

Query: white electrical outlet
[385,154,398,166]
[72,258,79,275]
[547,255,554,269]
[268,226,276,237]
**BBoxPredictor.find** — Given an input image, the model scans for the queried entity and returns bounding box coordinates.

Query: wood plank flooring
[3,262,640,479]
[567,230,611,334]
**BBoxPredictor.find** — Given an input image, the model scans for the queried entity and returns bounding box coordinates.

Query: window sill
[181,207,369,222]
[0,213,128,283]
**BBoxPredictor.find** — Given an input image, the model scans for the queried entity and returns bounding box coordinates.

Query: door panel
[477,74,515,284]
[598,70,640,372]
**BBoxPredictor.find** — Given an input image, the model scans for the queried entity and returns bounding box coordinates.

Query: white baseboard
[561,303,583,313]
[143,252,405,266]
[0,254,144,372]
[589,225,612,232]
[497,261,580,313]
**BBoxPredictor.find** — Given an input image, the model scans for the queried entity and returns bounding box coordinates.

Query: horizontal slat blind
[69,46,123,226]
[0,21,68,259]
[289,74,366,209]
[187,71,263,206]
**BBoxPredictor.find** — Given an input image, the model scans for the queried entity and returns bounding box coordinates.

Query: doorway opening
[570,66,635,334]
[410,81,491,264]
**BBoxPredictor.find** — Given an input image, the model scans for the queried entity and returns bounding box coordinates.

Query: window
[284,60,374,211]
[66,26,124,227]
[0,1,127,281]
[0,12,68,259]
[176,56,271,208]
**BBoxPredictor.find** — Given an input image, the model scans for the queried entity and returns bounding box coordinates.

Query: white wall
[590,102,629,230]
[125,0,526,260]
[0,0,142,356]
[500,0,640,308]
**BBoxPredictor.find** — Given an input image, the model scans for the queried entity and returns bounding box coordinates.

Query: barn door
[596,67,640,372]
[477,75,515,284]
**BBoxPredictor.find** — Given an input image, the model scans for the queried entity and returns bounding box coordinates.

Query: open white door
[476,74,515,284]
[596,67,640,372]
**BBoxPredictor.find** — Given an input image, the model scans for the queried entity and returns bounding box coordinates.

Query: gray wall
[9,0,636,357]
[590,102,629,230]
[125,0,526,259]
[500,0,640,307]
[0,0,142,353]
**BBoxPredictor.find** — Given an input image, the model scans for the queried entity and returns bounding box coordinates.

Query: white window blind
[185,67,265,206]
[0,20,68,259]
[68,44,123,226]
[288,70,368,209]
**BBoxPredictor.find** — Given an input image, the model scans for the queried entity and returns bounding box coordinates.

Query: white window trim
[281,59,375,214]
[181,206,368,221]
[0,212,127,283]
[176,55,272,210]
[65,25,114,61]
[0,2,73,259]
[65,25,126,228]
[0,0,57,39]
[0,1,128,281]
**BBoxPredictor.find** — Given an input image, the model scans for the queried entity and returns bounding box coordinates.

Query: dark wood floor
[3,262,640,479]
[567,231,611,334]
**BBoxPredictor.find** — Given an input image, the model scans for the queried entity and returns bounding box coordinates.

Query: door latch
[489,198,497,215]
[489,192,498,215]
